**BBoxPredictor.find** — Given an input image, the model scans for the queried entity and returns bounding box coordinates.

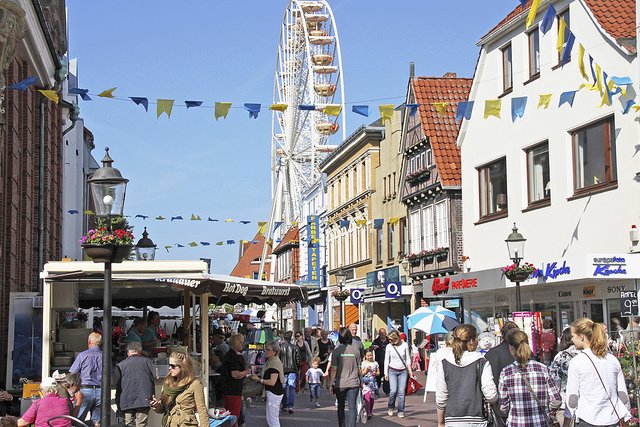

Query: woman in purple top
[17,377,71,427]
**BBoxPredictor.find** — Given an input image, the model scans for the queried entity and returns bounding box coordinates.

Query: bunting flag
[455,101,474,122]
[273,222,283,233]
[84,210,94,215]
[405,103,420,116]
[511,97,527,122]
[240,220,251,224]
[557,19,566,53]
[69,87,92,100]
[623,100,636,114]
[208,217,218,222]
[185,101,203,108]
[68,209,79,214]
[559,91,577,107]
[176,243,185,248]
[7,76,38,91]
[244,103,261,118]
[589,55,597,84]
[538,94,552,109]
[157,99,174,118]
[352,105,369,117]
[373,219,384,229]
[388,217,400,225]
[164,245,172,252]
[171,216,183,221]
[595,64,603,94]
[323,104,342,116]
[339,220,350,229]
[599,72,611,107]
[216,241,224,246]
[484,99,501,119]
[578,44,589,81]
[611,76,633,86]
[432,102,447,116]
[98,87,117,98]
[561,32,575,64]
[191,214,202,220]
[156,216,166,220]
[257,221,268,236]
[38,90,59,104]
[298,105,316,111]
[540,4,556,34]
[130,97,149,111]
[526,0,541,29]
[135,214,149,220]
[270,103,288,112]
[225,218,234,222]
[214,102,232,121]
[379,104,394,123]
[355,219,367,226]
[188,242,198,247]
[226,240,235,245]
[519,0,527,7]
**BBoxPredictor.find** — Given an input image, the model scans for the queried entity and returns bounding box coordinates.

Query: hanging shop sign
[431,277,450,295]
[385,281,402,299]
[307,215,321,286]
[620,290,639,317]
[592,256,627,277]
[350,288,364,305]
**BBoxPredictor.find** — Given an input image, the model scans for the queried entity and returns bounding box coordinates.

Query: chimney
[443,72,457,78]
[409,62,415,78]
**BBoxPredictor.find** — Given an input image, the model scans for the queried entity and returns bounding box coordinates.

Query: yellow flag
[379,104,395,123]
[214,102,232,121]
[157,99,174,118]
[578,83,598,91]
[190,214,201,220]
[270,104,288,112]
[595,64,603,94]
[432,102,447,116]
[484,99,501,119]
[526,0,541,29]
[557,19,566,53]
[388,217,400,225]
[593,176,600,184]
[632,105,640,112]
[578,44,589,81]
[188,242,198,247]
[225,218,234,222]
[83,209,94,215]
[323,104,342,116]
[257,221,268,236]
[538,94,552,109]
[355,219,367,226]
[291,220,298,225]
[98,87,117,98]
[38,90,59,104]
[598,90,611,107]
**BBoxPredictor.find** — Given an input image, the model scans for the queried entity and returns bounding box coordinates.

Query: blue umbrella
[407,306,460,335]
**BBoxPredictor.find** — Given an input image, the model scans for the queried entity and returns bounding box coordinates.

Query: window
[425,148,432,167]
[478,158,508,218]
[501,43,513,92]
[571,116,616,192]
[399,217,407,256]
[409,210,421,254]
[526,142,551,204]
[353,167,358,196]
[383,176,387,200]
[557,9,570,63]
[387,223,395,260]
[376,227,383,263]
[422,205,434,251]
[436,201,449,248]
[410,156,417,173]
[392,172,396,197]
[528,28,540,78]
[253,272,259,280]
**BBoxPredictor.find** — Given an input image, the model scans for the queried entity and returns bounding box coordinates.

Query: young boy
[306,357,324,408]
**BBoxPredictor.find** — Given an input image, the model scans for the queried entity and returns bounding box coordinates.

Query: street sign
[620,290,639,317]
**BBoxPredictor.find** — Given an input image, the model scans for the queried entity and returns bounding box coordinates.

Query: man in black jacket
[279,331,299,414]
[484,321,519,427]
[113,341,155,427]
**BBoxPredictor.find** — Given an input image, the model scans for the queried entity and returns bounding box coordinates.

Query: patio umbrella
[407,306,460,335]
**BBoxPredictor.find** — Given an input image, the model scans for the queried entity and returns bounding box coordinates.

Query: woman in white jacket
[436,324,498,427]
[384,330,412,418]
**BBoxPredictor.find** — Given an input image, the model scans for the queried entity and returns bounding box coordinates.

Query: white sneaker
[387,409,394,416]
[398,412,405,418]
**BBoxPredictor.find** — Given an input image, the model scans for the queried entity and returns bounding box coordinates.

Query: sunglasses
[169,364,181,369]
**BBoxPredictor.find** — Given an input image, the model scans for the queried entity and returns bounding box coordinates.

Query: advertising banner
[307,215,320,286]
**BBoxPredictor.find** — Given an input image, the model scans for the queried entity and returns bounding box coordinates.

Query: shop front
[361,265,411,340]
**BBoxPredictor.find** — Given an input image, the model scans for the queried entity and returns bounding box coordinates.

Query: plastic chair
[47,415,89,427]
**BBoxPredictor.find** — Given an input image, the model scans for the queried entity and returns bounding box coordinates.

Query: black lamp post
[135,227,157,261]
[86,147,128,427]
[505,222,526,311]
[335,268,347,327]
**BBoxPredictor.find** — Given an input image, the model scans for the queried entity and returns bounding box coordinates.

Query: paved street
[244,373,437,426]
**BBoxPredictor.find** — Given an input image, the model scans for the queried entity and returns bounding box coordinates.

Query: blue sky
[67,1,517,274]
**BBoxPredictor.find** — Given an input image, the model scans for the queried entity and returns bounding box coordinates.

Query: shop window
[527,27,540,78]
[501,43,513,93]
[526,142,550,204]
[557,9,571,64]
[571,116,616,194]
[478,158,508,219]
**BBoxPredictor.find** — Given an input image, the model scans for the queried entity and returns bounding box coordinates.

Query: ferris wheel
[267,0,345,239]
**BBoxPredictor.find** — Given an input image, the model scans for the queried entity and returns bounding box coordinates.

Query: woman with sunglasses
[149,350,208,427]
[250,341,284,426]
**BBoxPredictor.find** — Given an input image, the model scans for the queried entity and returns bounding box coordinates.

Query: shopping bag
[406,375,423,395]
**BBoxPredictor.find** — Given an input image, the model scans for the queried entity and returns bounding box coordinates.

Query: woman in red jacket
[541,319,558,366]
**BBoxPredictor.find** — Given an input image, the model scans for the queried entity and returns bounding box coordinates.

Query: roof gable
[273,225,299,254]
[411,75,472,187]
[229,233,271,278]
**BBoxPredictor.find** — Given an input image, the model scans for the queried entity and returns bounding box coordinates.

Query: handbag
[475,359,497,426]
[579,350,625,427]
[518,365,560,427]
[390,343,423,395]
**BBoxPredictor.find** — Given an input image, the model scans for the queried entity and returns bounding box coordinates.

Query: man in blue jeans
[279,331,299,414]
[69,332,103,427]
[329,328,362,427]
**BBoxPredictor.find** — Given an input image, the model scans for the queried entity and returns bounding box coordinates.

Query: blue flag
[171,216,183,221]
[373,219,384,229]
[559,91,577,107]
[273,222,283,232]
[623,100,636,114]
[7,76,38,91]
[175,243,185,248]
[339,220,350,229]
[611,76,633,86]
[405,103,419,116]
[540,4,556,34]
[298,104,316,111]
[243,103,261,118]
[455,101,474,122]
[589,56,597,83]
[185,100,203,108]
[200,242,211,246]
[207,217,218,222]
[69,87,92,100]
[240,220,251,224]
[135,214,149,220]
[67,209,79,214]
[519,0,527,7]
[130,97,149,112]
[352,105,369,117]
[561,32,575,64]
[511,97,528,122]
[227,240,236,245]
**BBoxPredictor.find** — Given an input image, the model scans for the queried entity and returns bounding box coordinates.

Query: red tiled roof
[483,0,636,53]
[273,225,299,254]
[229,233,271,278]
[411,75,472,187]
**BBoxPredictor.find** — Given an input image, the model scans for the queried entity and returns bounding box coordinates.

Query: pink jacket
[20,393,71,427]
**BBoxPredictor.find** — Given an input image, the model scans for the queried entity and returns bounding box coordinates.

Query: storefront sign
[350,288,364,305]
[583,286,596,298]
[531,260,571,280]
[431,277,450,295]
[385,281,402,299]
[451,278,477,290]
[607,285,628,294]
[592,256,627,277]
[620,290,639,317]
[558,291,572,298]
[444,299,460,309]
[307,215,320,285]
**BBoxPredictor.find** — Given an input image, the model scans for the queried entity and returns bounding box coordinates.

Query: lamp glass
[135,247,156,261]
[505,224,526,262]
[89,181,127,216]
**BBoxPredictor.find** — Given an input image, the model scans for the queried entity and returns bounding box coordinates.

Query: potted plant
[80,217,134,263]
[332,289,350,302]
[502,262,536,282]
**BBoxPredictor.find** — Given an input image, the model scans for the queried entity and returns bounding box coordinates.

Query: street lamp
[87,147,128,427]
[135,227,157,260]
[505,222,526,311]
[335,267,347,327]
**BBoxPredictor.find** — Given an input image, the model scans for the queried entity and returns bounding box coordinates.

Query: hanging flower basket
[82,244,133,263]
[502,262,536,282]
[332,289,350,301]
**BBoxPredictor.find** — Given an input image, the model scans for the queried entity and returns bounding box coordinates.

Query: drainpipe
[61,100,79,136]
[37,97,45,293]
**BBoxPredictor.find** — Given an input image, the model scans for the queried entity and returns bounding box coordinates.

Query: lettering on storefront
[261,286,291,296]
[607,285,627,294]
[223,282,249,296]
[558,291,572,298]
[431,277,450,295]
[593,256,627,277]
[583,286,596,298]
[451,278,477,290]
[531,261,571,280]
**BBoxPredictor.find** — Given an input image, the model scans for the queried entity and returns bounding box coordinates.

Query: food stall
[40,259,307,420]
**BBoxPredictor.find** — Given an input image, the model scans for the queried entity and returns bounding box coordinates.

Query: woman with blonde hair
[149,350,209,426]
[384,330,412,418]
[17,377,71,427]
[250,341,284,426]
[498,330,561,426]
[566,317,631,426]
[435,324,497,426]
